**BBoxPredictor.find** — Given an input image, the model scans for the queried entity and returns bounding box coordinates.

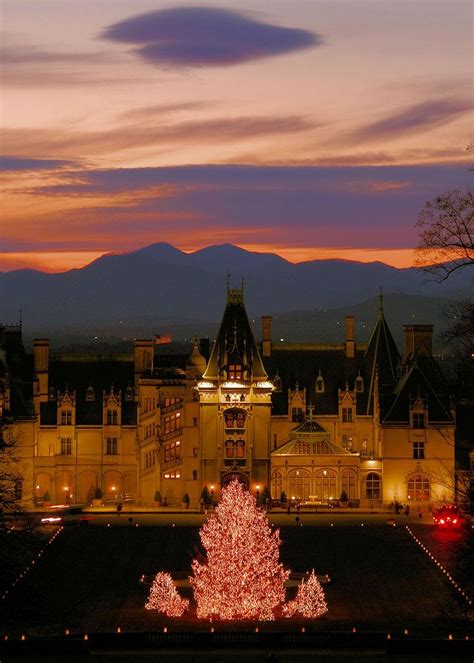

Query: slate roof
[203,288,267,381]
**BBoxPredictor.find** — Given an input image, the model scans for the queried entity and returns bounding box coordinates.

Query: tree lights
[283,570,328,618]
[190,479,289,621]
[144,480,327,621]
[145,572,189,617]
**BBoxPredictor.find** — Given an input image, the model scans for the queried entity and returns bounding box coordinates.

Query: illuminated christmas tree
[190,479,289,620]
[283,570,327,618]
[145,571,189,617]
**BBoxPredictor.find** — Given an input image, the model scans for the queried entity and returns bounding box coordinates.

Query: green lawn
[0,523,471,638]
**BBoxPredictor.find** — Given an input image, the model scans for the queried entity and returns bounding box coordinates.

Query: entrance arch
[221,471,249,489]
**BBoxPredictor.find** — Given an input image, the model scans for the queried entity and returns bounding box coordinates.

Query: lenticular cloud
[101,6,322,68]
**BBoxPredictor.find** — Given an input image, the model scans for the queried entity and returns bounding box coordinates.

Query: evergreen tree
[190,479,289,620]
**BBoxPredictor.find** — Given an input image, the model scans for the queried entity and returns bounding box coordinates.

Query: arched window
[271,471,283,500]
[341,469,357,500]
[288,469,311,501]
[315,470,337,501]
[365,472,381,500]
[407,474,430,501]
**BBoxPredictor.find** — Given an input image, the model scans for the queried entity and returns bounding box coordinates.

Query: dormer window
[315,370,325,393]
[413,412,425,429]
[342,407,353,423]
[228,364,242,380]
[60,410,72,426]
[85,385,95,402]
[106,409,118,425]
[355,373,364,393]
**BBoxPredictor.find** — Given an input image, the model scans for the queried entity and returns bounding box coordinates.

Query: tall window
[106,410,118,425]
[365,472,381,500]
[341,470,357,500]
[106,437,118,455]
[60,437,72,455]
[60,410,72,425]
[413,413,425,429]
[413,441,425,459]
[163,412,181,434]
[291,407,304,423]
[342,407,353,423]
[289,469,311,501]
[224,409,246,429]
[407,474,430,501]
[224,439,246,459]
[272,471,283,500]
[228,364,242,380]
[164,440,181,462]
[315,470,337,501]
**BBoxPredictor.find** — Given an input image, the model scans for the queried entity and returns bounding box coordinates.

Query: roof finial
[307,404,315,421]
[379,287,384,316]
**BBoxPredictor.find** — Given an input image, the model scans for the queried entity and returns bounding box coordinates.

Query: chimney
[345,315,355,359]
[33,339,49,413]
[261,315,272,357]
[403,325,433,360]
[134,339,154,375]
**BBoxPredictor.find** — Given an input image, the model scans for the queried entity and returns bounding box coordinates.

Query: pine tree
[283,570,328,618]
[190,479,289,620]
[145,571,189,617]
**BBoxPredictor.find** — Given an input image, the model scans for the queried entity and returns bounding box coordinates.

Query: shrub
[182,493,190,504]
[340,490,348,503]
[94,487,103,500]
[154,490,162,503]
[43,491,51,502]
[280,491,287,503]
[261,486,271,503]
[200,486,211,505]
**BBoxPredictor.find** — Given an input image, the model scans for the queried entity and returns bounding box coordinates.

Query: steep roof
[364,294,400,414]
[203,287,267,381]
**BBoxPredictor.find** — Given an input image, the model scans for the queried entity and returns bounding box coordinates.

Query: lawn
[0,523,471,638]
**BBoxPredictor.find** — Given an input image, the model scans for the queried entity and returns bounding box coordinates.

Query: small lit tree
[145,571,189,617]
[190,479,289,620]
[283,570,328,618]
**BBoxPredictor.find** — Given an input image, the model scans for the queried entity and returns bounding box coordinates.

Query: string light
[1,526,63,602]
[190,479,290,621]
[283,570,328,618]
[145,572,189,617]
[406,526,472,607]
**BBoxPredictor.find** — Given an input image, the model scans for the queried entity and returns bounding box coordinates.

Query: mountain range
[1,243,470,339]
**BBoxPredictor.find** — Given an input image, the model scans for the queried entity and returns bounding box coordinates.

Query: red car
[432,504,461,527]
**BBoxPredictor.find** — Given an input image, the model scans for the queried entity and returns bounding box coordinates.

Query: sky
[0,0,472,272]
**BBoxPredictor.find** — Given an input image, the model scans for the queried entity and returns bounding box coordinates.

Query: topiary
[200,486,211,505]
[280,491,287,503]
[43,491,51,502]
[154,490,162,503]
[94,487,103,500]
[340,490,348,502]
[182,493,190,504]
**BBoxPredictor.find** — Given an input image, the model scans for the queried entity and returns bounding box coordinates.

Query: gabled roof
[383,359,453,424]
[203,287,267,381]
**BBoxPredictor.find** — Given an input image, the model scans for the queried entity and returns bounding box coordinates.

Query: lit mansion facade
[0,286,456,509]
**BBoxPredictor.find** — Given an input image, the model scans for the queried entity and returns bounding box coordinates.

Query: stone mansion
[1,286,455,509]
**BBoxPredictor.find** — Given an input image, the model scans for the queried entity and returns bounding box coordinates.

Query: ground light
[406,526,472,607]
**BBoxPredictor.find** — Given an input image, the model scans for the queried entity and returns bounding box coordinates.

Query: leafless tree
[414,189,473,282]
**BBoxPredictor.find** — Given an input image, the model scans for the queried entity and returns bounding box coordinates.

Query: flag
[154,334,172,345]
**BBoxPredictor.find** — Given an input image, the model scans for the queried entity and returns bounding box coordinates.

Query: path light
[21,635,26,641]
[352,627,357,633]
[163,627,168,633]
[301,627,305,633]
[448,634,453,640]
[84,634,88,641]
[116,627,121,633]
[404,629,408,635]
[387,633,391,640]
[65,629,69,635]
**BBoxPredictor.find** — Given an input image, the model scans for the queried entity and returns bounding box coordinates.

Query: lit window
[225,439,234,458]
[407,474,430,501]
[413,441,425,459]
[341,470,357,500]
[228,364,242,380]
[60,437,72,455]
[413,413,425,429]
[236,439,245,459]
[365,472,381,500]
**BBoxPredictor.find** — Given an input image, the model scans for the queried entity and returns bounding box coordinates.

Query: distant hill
[1,243,470,335]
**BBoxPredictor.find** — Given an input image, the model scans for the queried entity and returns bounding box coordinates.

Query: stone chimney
[134,339,154,375]
[33,339,49,412]
[403,325,433,360]
[261,315,272,357]
[345,315,355,359]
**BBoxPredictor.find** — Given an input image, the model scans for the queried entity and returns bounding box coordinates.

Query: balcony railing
[161,428,183,442]
[161,402,183,415]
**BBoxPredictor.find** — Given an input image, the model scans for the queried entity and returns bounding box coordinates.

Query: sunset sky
[1,0,472,272]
